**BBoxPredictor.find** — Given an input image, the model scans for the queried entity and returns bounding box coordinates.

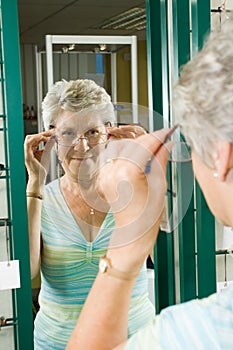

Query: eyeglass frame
[54,122,149,148]
[54,122,112,148]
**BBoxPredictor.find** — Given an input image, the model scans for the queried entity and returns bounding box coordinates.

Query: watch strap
[99,254,139,281]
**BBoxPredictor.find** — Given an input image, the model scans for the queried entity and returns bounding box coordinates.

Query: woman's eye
[62,130,75,137]
[86,129,100,137]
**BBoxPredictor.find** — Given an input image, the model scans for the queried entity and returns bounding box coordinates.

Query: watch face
[99,258,108,273]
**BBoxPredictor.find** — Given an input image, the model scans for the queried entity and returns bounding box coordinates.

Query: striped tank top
[34,179,155,349]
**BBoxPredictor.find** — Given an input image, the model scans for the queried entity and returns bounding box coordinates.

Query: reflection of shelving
[24,118,38,135]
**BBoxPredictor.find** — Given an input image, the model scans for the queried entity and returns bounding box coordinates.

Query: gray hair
[42,79,114,130]
[174,22,233,168]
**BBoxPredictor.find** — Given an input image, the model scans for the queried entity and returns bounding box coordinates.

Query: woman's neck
[60,174,95,193]
[60,174,110,227]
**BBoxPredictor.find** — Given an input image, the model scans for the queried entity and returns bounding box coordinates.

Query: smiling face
[55,110,108,181]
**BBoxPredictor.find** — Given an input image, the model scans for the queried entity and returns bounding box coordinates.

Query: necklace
[60,176,109,241]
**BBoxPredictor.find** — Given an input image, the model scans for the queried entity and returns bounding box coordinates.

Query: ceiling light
[99,44,107,51]
[62,44,76,53]
[113,14,146,30]
[125,18,147,31]
[96,7,146,31]
[68,44,75,51]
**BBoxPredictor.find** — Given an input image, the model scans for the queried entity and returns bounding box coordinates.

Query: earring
[213,172,219,178]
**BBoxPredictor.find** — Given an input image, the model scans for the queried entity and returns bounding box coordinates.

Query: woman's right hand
[24,130,55,186]
[96,129,170,273]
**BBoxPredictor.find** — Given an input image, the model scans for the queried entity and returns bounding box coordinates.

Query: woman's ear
[215,142,233,181]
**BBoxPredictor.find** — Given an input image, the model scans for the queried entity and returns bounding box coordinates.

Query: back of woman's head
[42,79,112,130]
[174,21,233,167]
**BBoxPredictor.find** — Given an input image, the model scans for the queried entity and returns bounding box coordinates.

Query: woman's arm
[67,129,170,349]
[24,131,53,278]
[26,190,43,279]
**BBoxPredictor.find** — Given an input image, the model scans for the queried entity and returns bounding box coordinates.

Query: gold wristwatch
[99,254,139,281]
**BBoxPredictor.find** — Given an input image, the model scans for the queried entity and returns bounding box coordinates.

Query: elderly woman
[67,25,233,350]
[24,79,155,349]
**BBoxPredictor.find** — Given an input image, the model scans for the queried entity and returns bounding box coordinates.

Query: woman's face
[55,110,108,181]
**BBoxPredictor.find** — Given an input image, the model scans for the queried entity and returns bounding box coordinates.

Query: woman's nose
[73,137,90,152]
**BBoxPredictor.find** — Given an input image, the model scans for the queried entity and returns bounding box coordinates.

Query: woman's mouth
[71,156,92,161]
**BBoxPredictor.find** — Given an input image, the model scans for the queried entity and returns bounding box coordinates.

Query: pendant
[90,208,94,215]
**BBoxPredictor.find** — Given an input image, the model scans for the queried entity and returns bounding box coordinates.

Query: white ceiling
[18,0,146,49]
[18,1,233,50]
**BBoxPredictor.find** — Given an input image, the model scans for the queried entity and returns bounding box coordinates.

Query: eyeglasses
[145,124,191,175]
[55,126,108,147]
[55,122,191,162]
[168,141,191,162]
[116,123,191,162]
[155,124,191,163]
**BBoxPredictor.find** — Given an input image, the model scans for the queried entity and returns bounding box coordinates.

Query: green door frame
[146,0,176,313]
[191,0,216,299]
[1,0,33,348]
[146,0,216,311]
[172,0,196,303]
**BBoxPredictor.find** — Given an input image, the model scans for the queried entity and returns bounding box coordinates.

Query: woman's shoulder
[43,179,62,203]
[44,178,60,194]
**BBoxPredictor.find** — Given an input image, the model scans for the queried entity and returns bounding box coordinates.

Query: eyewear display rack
[147,0,216,313]
[0,1,33,349]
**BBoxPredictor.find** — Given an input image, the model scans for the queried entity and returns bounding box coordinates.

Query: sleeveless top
[34,179,155,349]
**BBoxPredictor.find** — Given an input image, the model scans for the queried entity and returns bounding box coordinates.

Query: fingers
[94,128,177,249]
[99,128,172,179]
[24,131,55,169]
[41,137,56,172]
[107,124,147,139]
[24,131,54,153]
[34,149,44,162]
[24,132,51,151]
[133,128,170,151]
[127,129,172,170]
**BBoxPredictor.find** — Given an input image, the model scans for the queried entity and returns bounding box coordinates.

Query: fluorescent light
[96,7,146,31]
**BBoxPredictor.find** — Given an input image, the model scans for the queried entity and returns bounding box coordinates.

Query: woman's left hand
[107,124,147,140]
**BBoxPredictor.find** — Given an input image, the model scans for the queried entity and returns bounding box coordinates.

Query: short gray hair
[174,22,233,168]
[42,79,114,130]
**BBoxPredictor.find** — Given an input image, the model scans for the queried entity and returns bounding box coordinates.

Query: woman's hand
[24,130,55,187]
[96,129,171,273]
[107,123,147,140]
